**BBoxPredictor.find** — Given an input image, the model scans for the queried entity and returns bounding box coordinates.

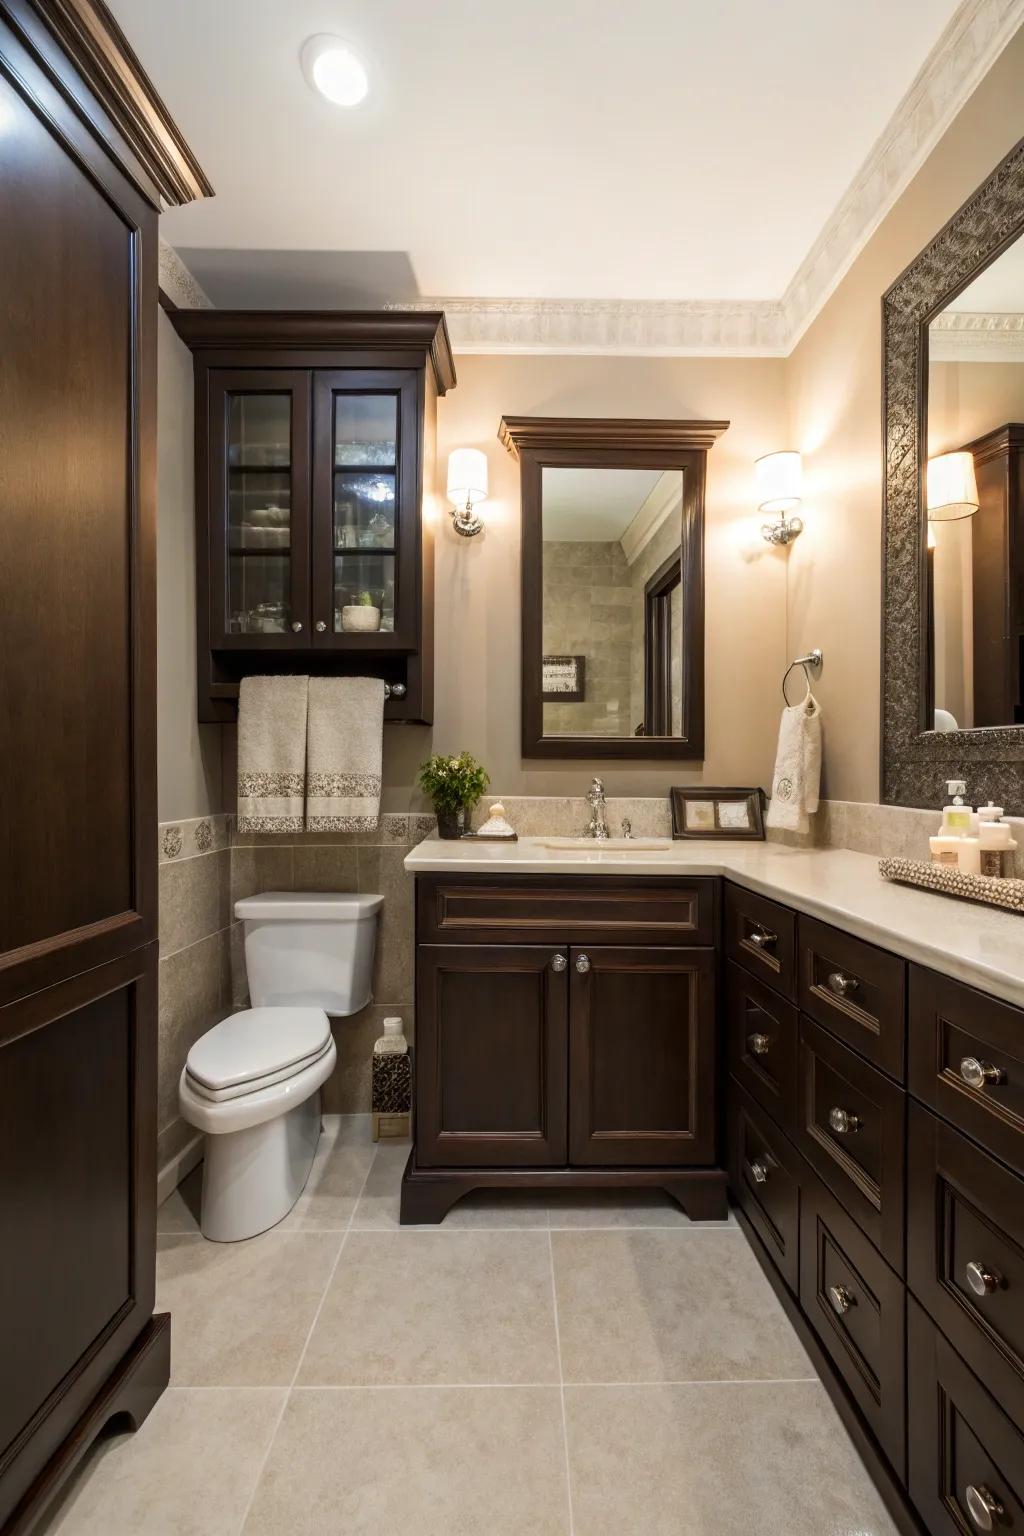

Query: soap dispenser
[940,780,971,835]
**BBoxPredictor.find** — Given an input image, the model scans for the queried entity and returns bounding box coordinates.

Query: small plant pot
[436,808,465,840]
[341,605,381,633]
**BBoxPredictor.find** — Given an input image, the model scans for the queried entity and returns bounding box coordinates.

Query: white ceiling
[113,0,976,317]
[942,236,1024,313]
[542,467,668,542]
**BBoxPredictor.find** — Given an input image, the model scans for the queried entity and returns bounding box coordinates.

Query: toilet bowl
[179,890,382,1241]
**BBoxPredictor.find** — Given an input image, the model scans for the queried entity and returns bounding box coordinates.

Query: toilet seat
[185,1037,334,1103]
[179,1033,337,1137]
[185,1006,331,1094]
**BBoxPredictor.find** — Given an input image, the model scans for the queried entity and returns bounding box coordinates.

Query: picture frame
[542,654,586,703]
[670,785,765,841]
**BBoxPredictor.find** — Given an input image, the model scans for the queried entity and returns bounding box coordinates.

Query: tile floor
[44,1116,900,1536]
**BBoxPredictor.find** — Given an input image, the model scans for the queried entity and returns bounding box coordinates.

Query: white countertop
[405,837,1024,1009]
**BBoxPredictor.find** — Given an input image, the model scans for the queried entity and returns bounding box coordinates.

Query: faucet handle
[621,817,632,838]
[589,777,605,799]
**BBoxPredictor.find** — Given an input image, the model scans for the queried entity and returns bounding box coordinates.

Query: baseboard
[156,1130,203,1206]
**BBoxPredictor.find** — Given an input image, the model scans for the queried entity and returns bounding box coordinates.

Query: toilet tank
[234,892,383,1015]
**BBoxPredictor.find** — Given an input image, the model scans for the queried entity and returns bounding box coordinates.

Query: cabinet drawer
[726,961,798,1132]
[799,1172,906,1479]
[417,875,716,946]
[728,1078,801,1293]
[724,883,796,998]
[796,1016,906,1273]
[908,1297,1024,1536]
[908,1101,1024,1431]
[909,966,1024,1177]
[798,915,906,1081]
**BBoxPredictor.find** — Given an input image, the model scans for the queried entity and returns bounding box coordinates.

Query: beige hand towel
[236,675,308,834]
[765,690,822,835]
[306,677,385,832]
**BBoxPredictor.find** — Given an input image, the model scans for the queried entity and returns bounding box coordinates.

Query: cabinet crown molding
[498,415,730,459]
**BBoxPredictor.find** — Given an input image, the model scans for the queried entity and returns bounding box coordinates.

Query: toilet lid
[185,1007,332,1092]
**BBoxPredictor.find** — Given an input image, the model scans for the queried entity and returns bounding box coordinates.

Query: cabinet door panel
[415,945,567,1167]
[569,947,715,1166]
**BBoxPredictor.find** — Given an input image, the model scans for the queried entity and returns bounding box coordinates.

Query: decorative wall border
[928,309,1024,361]
[881,134,1024,812]
[159,238,213,310]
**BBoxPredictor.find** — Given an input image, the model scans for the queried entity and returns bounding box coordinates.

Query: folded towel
[306,677,385,832]
[765,689,822,834]
[237,675,308,834]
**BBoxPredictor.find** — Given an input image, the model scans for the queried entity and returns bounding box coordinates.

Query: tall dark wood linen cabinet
[0,4,208,1530]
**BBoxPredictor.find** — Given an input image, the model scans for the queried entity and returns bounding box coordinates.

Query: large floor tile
[351,1142,549,1230]
[243,1386,569,1536]
[552,1229,812,1383]
[279,1115,376,1231]
[48,1387,284,1536]
[564,1382,899,1536]
[297,1231,560,1384]
[157,1231,341,1386]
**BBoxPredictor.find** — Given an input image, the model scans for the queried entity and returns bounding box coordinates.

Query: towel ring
[782,648,823,706]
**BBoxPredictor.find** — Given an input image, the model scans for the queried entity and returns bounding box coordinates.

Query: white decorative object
[446,447,488,537]
[879,856,1024,915]
[341,604,381,632]
[476,801,516,838]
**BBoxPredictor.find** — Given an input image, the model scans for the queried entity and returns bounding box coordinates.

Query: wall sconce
[927,451,978,521]
[757,451,803,545]
[446,448,488,537]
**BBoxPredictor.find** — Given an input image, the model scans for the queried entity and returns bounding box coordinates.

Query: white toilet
[179,891,383,1242]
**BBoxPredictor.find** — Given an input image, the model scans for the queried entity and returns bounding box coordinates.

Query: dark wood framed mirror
[882,135,1024,810]
[500,416,728,760]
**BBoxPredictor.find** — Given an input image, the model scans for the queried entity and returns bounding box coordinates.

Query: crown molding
[620,472,683,566]
[499,416,730,458]
[929,309,1024,360]
[159,240,213,310]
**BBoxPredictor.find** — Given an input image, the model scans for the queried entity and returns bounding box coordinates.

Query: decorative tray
[879,856,1024,915]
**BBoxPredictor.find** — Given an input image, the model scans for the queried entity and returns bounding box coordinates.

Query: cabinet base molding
[3,1314,171,1536]
[734,1210,925,1536]
[399,1152,728,1225]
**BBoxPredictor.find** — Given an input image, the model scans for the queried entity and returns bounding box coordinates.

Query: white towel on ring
[765,689,822,834]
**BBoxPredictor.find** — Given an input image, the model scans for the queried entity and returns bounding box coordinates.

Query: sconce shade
[755,451,802,514]
[447,448,488,508]
[927,451,978,521]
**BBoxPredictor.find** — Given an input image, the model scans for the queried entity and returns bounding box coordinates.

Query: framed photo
[542,654,586,703]
[670,785,765,841]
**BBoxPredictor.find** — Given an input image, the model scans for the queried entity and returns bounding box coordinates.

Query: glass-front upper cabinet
[209,371,311,647]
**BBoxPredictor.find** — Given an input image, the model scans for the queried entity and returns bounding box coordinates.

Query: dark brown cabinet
[170,311,456,723]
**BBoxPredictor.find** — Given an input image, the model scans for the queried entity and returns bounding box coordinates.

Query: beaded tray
[879,857,1024,915]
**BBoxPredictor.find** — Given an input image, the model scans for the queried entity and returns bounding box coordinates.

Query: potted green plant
[341,590,381,633]
[418,751,490,839]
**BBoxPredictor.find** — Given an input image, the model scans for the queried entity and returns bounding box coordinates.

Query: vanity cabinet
[169,311,456,723]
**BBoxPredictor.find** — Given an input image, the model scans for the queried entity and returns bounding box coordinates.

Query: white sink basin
[538,836,674,852]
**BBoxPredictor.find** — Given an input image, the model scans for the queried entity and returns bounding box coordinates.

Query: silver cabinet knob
[965,1483,1004,1531]
[827,971,859,998]
[748,1033,771,1056]
[291,620,303,633]
[749,929,777,951]
[828,1284,854,1316]
[575,953,591,974]
[960,1056,1005,1090]
[965,1261,1000,1297]
[390,682,407,699]
[315,620,327,633]
[829,1107,861,1135]
[749,1160,769,1185]
[551,954,567,973]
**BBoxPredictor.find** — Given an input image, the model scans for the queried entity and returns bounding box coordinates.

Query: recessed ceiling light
[301,34,369,108]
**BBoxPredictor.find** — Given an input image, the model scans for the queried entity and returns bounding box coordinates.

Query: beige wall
[785,27,1024,803]
[929,360,1024,455]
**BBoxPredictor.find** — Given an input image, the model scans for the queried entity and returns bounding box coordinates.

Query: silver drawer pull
[575,953,591,974]
[828,1284,854,1316]
[965,1261,1001,1297]
[749,1160,770,1185]
[965,1483,1005,1531]
[748,1032,771,1056]
[827,970,859,998]
[550,954,567,973]
[748,928,777,951]
[828,1107,861,1135]
[960,1056,1006,1091]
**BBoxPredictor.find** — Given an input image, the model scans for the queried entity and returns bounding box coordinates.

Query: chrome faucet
[621,817,632,839]
[585,777,609,839]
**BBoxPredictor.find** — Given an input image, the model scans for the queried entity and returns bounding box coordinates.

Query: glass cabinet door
[312,370,419,648]
[209,371,311,646]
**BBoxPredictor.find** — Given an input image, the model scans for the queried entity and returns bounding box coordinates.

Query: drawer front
[909,965,1024,1177]
[724,883,796,999]
[908,1101,1024,1431]
[726,961,798,1132]
[908,1297,1024,1536]
[797,1015,906,1272]
[798,914,906,1081]
[728,1078,801,1293]
[799,1172,906,1479]
[417,875,716,946]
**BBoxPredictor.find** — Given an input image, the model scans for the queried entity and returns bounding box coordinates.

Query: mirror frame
[882,136,1024,810]
[499,416,729,759]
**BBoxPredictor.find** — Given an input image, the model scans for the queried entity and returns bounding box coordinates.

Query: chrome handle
[828,1284,854,1316]
[291,620,303,633]
[749,1160,769,1185]
[621,818,632,838]
[551,954,567,973]
[575,953,591,974]
[389,682,407,699]
[315,620,327,633]
[827,971,859,998]
[829,1107,861,1135]
[748,1032,771,1056]
[965,1483,1004,1531]
[749,929,777,951]
[965,1261,1000,1297]
[960,1056,1005,1091]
